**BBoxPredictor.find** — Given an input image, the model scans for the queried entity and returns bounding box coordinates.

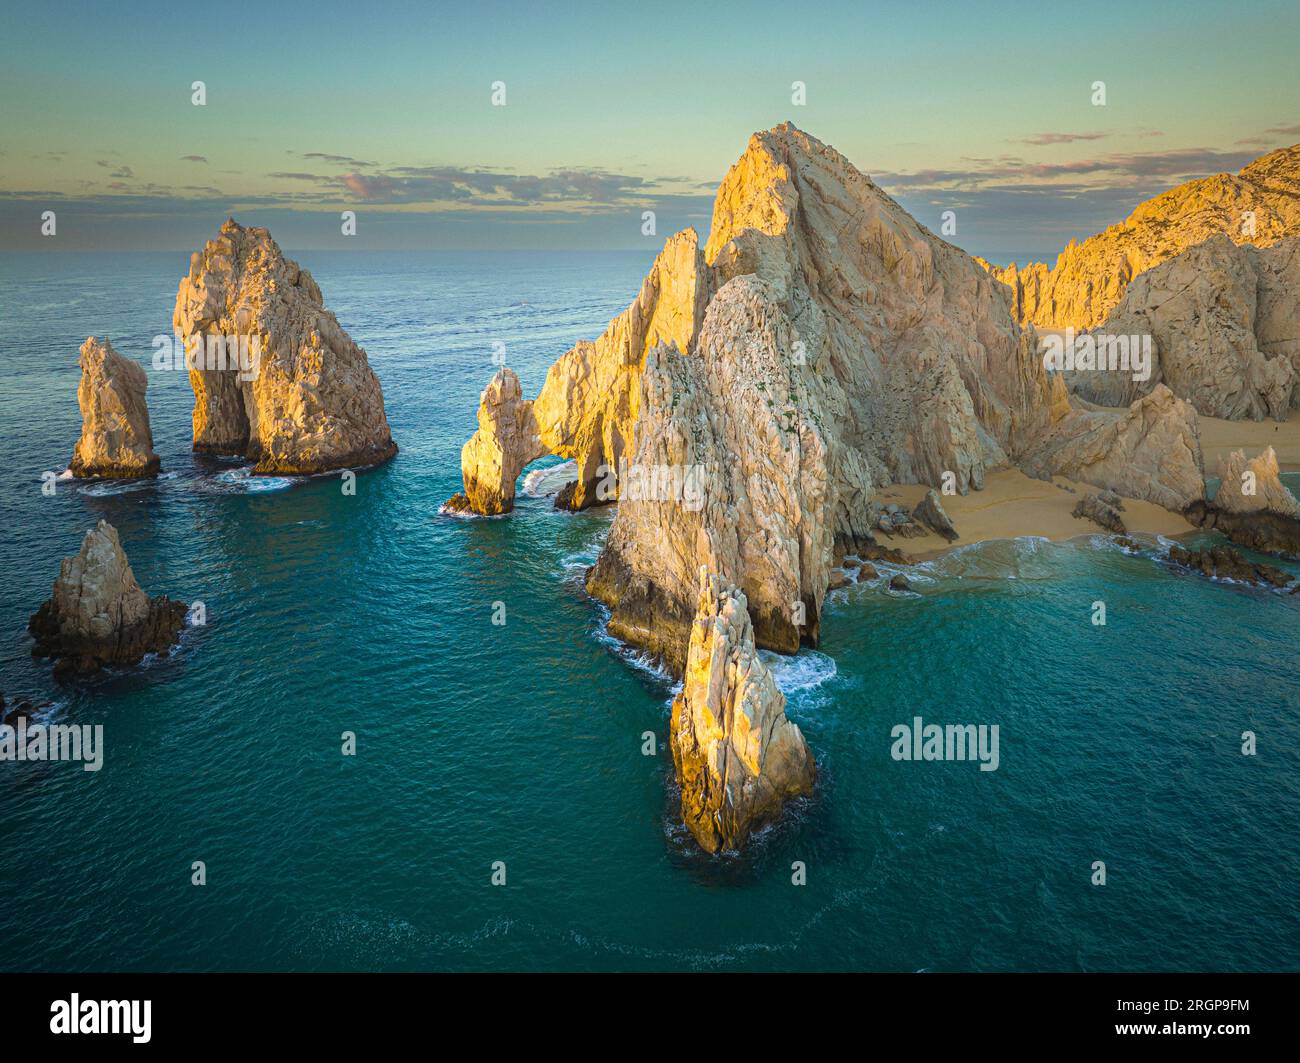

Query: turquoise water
[1,251,1298,972]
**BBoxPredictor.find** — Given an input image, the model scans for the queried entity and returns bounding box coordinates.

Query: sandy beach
[1198,410,1300,470]
[874,468,1194,560]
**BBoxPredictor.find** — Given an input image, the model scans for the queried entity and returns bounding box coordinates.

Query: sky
[1,0,1298,261]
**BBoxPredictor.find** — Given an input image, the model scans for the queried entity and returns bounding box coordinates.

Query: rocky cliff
[69,336,160,478]
[982,144,1300,329]
[453,124,1206,672]
[29,520,187,677]
[174,219,397,474]
[1067,235,1300,419]
[669,569,815,853]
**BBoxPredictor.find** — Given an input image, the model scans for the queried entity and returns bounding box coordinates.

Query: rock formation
[69,337,160,478]
[1020,385,1205,512]
[982,144,1300,329]
[174,219,397,474]
[669,569,816,853]
[1183,446,1300,557]
[1066,236,1300,419]
[1166,543,1292,589]
[452,124,1207,676]
[0,692,50,725]
[912,489,959,542]
[446,229,708,514]
[28,520,187,678]
[1072,492,1126,534]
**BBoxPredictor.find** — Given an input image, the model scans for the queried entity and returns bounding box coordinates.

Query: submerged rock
[1073,492,1127,534]
[0,692,51,725]
[69,337,160,478]
[174,219,397,474]
[669,569,815,854]
[1166,543,1292,589]
[889,573,913,592]
[912,489,959,542]
[28,520,187,678]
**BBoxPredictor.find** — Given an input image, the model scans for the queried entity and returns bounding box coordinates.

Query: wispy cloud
[1016,132,1108,146]
[180,155,208,163]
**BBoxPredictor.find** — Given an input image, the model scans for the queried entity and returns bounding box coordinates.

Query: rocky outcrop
[669,569,815,854]
[983,144,1300,329]
[0,693,51,725]
[1066,236,1300,419]
[912,489,959,542]
[1072,492,1127,534]
[587,276,834,671]
[1022,385,1205,511]
[448,230,709,514]
[28,521,186,678]
[174,219,396,474]
[1166,544,1292,589]
[454,124,1207,678]
[1182,446,1300,556]
[69,337,160,478]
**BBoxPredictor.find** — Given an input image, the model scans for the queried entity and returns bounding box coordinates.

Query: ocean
[1,250,1297,972]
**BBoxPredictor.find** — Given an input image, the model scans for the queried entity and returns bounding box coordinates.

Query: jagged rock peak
[28,520,187,678]
[69,336,160,478]
[669,567,816,854]
[174,218,397,475]
[1214,447,1300,516]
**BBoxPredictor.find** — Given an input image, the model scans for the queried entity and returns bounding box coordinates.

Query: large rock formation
[1184,446,1300,557]
[28,520,187,678]
[69,336,160,478]
[669,569,816,853]
[453,124,1207,674]
[982,144,1300,329]
[1021,385,1205,512]
[174,219,396,474]
[1066,235,1300,419]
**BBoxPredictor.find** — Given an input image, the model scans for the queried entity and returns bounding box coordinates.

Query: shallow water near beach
[1,250,1298,972]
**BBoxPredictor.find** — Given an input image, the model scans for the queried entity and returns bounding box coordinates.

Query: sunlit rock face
[1066,235,1300,421]
[69,336,160,479]
[452,124,1208,670]
[981,144,1300,330]
[174,219,397,474]
[28,520,186,678]
[669,569,815,854]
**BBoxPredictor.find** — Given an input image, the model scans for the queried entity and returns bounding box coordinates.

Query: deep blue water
[1,250,1298,972]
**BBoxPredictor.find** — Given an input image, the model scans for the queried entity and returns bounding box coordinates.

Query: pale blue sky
[2,0,1297,257]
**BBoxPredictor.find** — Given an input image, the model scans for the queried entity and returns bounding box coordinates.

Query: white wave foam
[759,649,838,693]
[522,459,578,498]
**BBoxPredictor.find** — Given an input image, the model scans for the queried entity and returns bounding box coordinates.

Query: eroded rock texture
[1067,236,1300,419]
[669,569,816,853]
[982,144,1300,329]
[454,124,1207,672]
[69,337,160,478]
[28,520,186,678]
[1184,446,1300,557]
[174,219,397,474]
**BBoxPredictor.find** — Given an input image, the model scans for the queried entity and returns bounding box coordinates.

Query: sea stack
[669,569,816,853]
[174,219,397,474]
[69,336,160,478]
[28,520,187,677]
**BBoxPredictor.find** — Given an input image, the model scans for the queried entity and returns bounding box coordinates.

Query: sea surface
[1,250,1298,972]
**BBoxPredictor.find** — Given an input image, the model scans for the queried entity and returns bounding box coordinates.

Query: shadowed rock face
[69,337,160,478]
[452,124,1207,673]
[982,144,1300,329]
[28,520,186,678]
[669,569,815,854]
[1067,235,1300,420]
[174,219,397,475]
